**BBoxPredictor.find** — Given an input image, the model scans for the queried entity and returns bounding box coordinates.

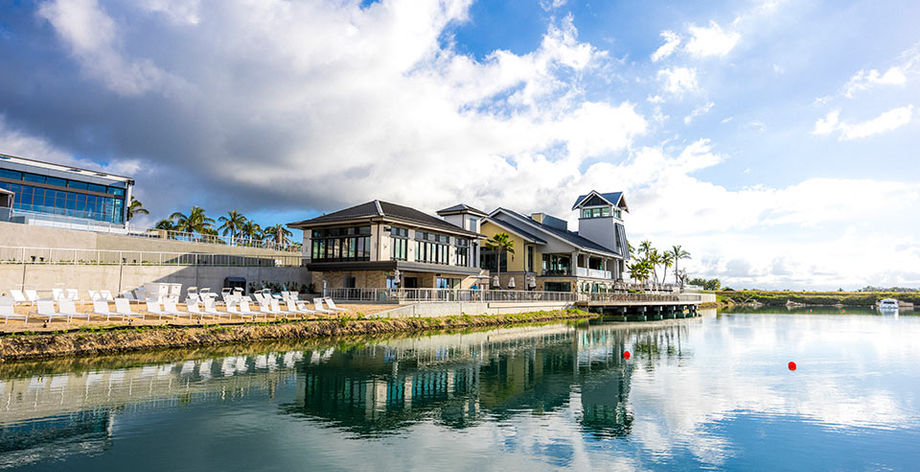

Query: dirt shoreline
[0,309,598,361]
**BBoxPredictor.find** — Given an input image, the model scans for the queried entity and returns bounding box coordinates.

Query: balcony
[575,267,613,279]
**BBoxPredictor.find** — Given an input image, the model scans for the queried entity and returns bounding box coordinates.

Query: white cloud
[844,67,907,98]
[813,106,913,140]
[657,67,698,97]
[684,21,740,58]
[651,30,681,62]
[684,102,714,124]
[37,0,180,96]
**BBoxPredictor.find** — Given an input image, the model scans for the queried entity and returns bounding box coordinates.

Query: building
[0,153,134,230]
[479,190,630,293]
[288,200,486,290]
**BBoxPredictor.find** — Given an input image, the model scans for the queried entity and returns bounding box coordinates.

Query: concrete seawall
[370,301,573,317]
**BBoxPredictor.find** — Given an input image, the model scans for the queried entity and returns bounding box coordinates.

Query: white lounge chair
[88,290,101,302]
[0,296,27,324]
[163,299,189,319]
[312,298,334,314]
[256,300,277,318]
[10,290,28,306]
[323,297,348,313]
[92,300,124,321]
[35,300,70,323]
[202,298,229,319]
[52,288,66,301]
[144,300,169,319]
[59,299,90,322]
[65,289,80,303]
[238,299,260,320]
[115,298,145,320]
[122,290,137,302]
[270,299,294,317]
[24,290,40,305]
[99,290,115,302]
[187,300,205,318]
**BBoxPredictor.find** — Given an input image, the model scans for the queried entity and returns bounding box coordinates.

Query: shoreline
[0,309,600,362]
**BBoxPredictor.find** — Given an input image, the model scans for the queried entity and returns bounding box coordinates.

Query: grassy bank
[716,290,920,307]
[0,309,597,361]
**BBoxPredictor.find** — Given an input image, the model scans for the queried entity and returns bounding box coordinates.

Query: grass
[717,290,920,307]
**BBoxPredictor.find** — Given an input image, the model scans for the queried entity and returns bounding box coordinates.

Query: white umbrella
[491,275,499,288]
[393,269,401,286]
[508,277,515,289]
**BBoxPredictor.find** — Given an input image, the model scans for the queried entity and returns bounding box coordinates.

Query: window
[544,282,571,292]
[108,187,125,196]
[310,226,372,262]
[23,173,45,184]
[0,169,22,180]
[541,254,570,275]
[455,238,469,266]
[527,246,534,272]
[45,177,67,188]
[480,249,507,272]
[581,206,620,219]
[391,226,408,260]
[67,181,88,190]
[414,230,450,264]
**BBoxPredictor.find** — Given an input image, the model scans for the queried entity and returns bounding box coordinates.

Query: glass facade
[415,231,451,265]
[0,169,127,224]
[581,207,617,219]
[311,226,372,262]
[390,227,408,260]
[542,254,571,276]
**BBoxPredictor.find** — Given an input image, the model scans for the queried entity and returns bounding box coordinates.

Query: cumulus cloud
[813,106,914,140]
[684,21,740,58]
[657,67,698,97]
[651,30,681,62]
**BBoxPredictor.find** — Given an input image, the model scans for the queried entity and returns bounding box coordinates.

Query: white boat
[877,298,900,313]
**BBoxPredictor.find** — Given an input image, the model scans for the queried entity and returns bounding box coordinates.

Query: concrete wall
[369,300,572,318]
[0,264,309,297]
[0,221,297,257]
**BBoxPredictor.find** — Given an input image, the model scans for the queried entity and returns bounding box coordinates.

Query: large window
[390,227,408,260]
[415,231,450,265]
[0,180,126,224]
[541,254,571,276]
[480,249,508,272]
[310,226,371,262]
[581,207,617,219]
[544,282,571,292]
[455,238,469,266]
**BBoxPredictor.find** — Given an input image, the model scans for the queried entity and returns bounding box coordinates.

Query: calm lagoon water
[2,310,919,471]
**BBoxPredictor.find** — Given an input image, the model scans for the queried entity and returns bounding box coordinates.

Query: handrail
[0,245,306,267]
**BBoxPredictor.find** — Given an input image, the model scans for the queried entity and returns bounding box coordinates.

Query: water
[1,311,919,471]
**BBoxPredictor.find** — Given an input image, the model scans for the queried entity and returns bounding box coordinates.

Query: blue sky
[0,0,918,289]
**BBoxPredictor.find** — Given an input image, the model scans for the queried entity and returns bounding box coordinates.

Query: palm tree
[169,206,215,235]
[638,240,654,259]
[627,260,652,284]
[127,197,149,222]
[154,218,174,231]
[485,232,515,288]
[263,223,293,247]
[218,210,247,243]
[240,220,262,246]
[669,245,691,286]
[659,251,674,285]
[647,248,661,285]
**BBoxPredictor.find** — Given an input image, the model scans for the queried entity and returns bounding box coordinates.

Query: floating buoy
[623,350,631,359]
[788,361,797,371]
[809,309,812,313]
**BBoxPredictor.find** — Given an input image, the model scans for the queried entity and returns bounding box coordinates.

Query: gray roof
[436,203,488,217]
[289,200,480,236]
[485,217,547,244]
[495,208,620,257]
[571,191,625,210]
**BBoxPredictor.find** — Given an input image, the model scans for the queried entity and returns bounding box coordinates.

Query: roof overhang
[306,260,482,276]
[571,190,629,213]
[491,208,620,259]
[481,217,546,244]
[290,216,484,239]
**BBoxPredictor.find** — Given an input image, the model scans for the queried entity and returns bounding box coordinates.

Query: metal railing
[580,292,702,303]
[326,288,578,304]
[0,245,306,267]
[126,229,300,253]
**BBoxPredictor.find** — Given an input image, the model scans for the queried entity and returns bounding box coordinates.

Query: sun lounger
[52,288,65,301]
[93,300,124,321]
[59,299,90,322]
[65,289,80,302]
[0,296,27,324]
[238,299,259,319]
[323,297,348,313]
[35,300,71,323]
[312,298,335,314]
[10,290,28,306]
[163,299,189,319]
[99,290,115,302]
[256,300,278,318]
[269,299,292,316]
[187,300,206,318]
[24,290,39,305]
[144,300,170,319]
[202,298,229,319]
[88,290,101,301]
[115,298,146,320]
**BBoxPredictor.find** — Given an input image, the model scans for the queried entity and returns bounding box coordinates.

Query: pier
[576,293,701,321]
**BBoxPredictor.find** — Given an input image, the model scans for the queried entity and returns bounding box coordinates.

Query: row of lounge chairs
[7,288,147,306]
[0,293,348,324]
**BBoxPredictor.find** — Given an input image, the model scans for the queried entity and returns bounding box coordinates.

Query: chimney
[530,213,544,224]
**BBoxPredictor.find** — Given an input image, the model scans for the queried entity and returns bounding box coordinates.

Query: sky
[0,0,918,290]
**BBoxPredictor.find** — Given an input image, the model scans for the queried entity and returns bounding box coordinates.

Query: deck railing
[0,246,306,267]
[325,288,578,303]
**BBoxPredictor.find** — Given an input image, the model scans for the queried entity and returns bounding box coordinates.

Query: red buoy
[623,350,631,359]
[788,361,797,371]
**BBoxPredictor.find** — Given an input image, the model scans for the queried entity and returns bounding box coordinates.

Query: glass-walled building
[0,153,134,228]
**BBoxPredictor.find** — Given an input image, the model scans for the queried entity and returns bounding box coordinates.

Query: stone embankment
[0,309,597,361]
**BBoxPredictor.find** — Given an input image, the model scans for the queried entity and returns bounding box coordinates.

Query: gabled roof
[436,203,488,217]
[571,191,629,212]
[288,200,480,237]
[491,208,620,257]
[483,217,547,244]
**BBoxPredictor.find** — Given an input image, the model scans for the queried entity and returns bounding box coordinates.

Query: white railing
[326,288,577,304]
[0,245,305,267]
[581,292,702,303]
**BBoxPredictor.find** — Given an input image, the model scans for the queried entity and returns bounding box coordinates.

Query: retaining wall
[369,300,573,318]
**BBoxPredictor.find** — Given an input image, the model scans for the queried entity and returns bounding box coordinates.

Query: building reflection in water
[0,322,691,459]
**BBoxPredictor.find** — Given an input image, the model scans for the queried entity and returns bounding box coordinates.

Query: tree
[154,218,174,231]
[264,223,293,247]
[659,251,674,285]
[169,206,215,235]
[485,232,515,288]
[127,197,149,222]
[627,260,652,284]
[668,245,691,286]
[240,220,263,244]
[218,210,247,242]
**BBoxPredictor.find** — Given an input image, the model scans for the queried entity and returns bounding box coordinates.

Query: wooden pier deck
[575,295,701,322]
